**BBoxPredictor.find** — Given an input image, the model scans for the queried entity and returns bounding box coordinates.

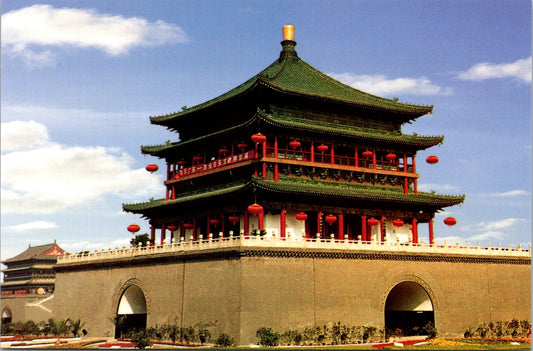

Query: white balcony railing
[56,234,531,265]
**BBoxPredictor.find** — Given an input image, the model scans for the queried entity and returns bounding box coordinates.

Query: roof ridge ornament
[282,24,295,41]
[279,24,298,61]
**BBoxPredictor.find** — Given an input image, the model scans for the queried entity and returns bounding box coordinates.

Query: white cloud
[1,120,50,152]
[458,57,532,83]
[61,238,131,253]
[1,4,188,66]
[1,120,163,214]
[5,221,58,232]
[481,190,530,197]
[328,73,453,96]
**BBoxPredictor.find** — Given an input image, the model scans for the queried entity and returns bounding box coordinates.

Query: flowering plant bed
[150,340,201,347]
[98,341,136,348]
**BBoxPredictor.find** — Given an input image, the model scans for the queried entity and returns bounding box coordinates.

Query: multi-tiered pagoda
[123,25,464,246]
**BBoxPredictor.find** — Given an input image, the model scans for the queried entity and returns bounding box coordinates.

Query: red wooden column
[258,211,264,231]
[244,210,249,236]
[412,155,418,194]
[330,144,335,165]
[192,219,197,241]
[310,143,315,162]
[274,137,279,182]
[403,178,409,194]
[354,147,359,167]
[172,185,176,200]
[150,225,156,246]
[166,186,170,201]
[161,224,166,245]
[317,212,322,237]
[372,150,377,169]
[428,219,434,245]
[412,218,418,243]
[262,141,267,179]
[380,216,385,242]
[221,214,225,238]
[206,218,211,236]
[280,209,286,238]
[361,215,367,241]
[338,214,344,240]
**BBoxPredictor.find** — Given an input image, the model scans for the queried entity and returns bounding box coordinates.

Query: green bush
[130,329,151,349]
[215,332,235,347]
[256,327,280,347]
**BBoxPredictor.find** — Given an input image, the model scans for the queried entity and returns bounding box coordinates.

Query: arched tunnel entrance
[115,285,147,338]
[385,281,434,336]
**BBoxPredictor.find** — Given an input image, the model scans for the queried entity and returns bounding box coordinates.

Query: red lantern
[251,133,267,144]
[295,212,308,221]
[177,160,187,166]
[289,140,301,149]
[192,156,203,163]
[228,215,240,225]
[247,203,263,215]
[316,144,329,153]
[325,214,337,225]
[219,148,230,156]
[237,143,248,151]
[167,225,178,232]
[426,155,439,164]
[444,217,457,226]
[385,153,397,161]
[367,218,380,226]
[362,150,373,158]
[392,219,404,227]
[146,164,158,173]
[127,224,140,233]
[209,219,221,226]
[182,223,194,230]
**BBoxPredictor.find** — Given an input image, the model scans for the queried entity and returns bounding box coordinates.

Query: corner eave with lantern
[124,25,464,246]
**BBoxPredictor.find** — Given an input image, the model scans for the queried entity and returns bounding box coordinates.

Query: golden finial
[282,24,295,41]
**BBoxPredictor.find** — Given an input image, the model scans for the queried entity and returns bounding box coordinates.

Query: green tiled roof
[254,177,465,208]
[142,109,442,157]
[151,40,432,125]
[122,181,250,213]
[123,177,464,214]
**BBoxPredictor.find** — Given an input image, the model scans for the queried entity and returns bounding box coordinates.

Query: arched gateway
[385,281,434,335]
[115,285,147,338]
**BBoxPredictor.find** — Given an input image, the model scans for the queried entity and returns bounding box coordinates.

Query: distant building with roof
[1,242,64,324]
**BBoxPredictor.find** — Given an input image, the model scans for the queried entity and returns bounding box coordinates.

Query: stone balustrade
[56,233,531,264]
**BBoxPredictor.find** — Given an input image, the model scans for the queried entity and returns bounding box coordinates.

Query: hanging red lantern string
[426,155,439,164]
[209,219,221,226]
[392,219,404,227]
[145,164,158,173]
[219,148,230,156]
[247,203,264,215]
[316,144,328,153]
[325,214,337,225]
[237,143,248,152]
[295,212,308,221]
[362,150,373,158]
[127,224,140,233]
[251,133,267,144]
[192,156,203,163]
[367,218,380,226]
[177,160,187,166]
[289,140,301,149]
[444,217,457,226]
[385,153,397,161]
[167,225,178,232]
[182,223,194,230]
[228,215,240,225]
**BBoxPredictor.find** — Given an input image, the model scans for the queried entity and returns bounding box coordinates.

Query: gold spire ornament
[282,24,295,41]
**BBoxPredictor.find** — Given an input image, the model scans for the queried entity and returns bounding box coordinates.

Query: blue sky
[1,1,531,262]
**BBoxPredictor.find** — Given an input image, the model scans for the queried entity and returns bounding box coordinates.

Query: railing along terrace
[266,147,412,172]
[57,233,531,264]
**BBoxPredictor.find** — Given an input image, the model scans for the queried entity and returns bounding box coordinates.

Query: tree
[130,233,150,247]
[69,318,86,337]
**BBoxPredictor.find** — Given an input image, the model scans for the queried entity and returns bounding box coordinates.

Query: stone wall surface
[1,295,54,324]
[52,249,531,344]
